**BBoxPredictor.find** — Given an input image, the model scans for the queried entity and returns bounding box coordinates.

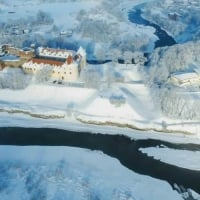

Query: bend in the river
[128,7,176,49]
[0,127,200,194]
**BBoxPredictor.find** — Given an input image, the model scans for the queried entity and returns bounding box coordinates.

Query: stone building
[22,46,87,82]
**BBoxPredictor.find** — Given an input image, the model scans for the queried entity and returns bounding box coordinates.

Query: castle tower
[66,55,73,65]
[77,46,86,69]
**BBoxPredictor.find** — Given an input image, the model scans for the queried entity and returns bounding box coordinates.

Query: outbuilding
[170,71,200,86]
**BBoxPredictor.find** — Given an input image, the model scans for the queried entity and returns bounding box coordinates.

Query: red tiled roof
[31,58,64,66]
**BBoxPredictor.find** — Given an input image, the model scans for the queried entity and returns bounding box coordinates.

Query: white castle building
[22,47,86,82]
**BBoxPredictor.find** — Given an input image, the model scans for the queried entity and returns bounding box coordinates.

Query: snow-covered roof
[171,71,199,81]
[37,47,76,59]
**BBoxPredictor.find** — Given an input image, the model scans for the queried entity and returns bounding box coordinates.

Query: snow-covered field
[0,145,185,200]
[0,0,100,30]
[1,63,200,138]
[0,83,97,117]
[3,0,200,136]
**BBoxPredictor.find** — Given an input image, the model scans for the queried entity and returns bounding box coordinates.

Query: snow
[0,54,20,61]
[141,0,200,43]
[1,111,200,146]
[38,47,75,59]
[140,146,200,171]
[77,46,86,57]
[172,71,199,82]
[0,145,183,200]
[0,0,199,198]
[1,62,200,138]
[0,84,97,116]
[0,0,158,57]
[0,1,100,29]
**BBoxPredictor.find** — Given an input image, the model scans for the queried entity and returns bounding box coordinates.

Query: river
[0,3,199,198]
[128,7,176,49]
[0,127,200,195]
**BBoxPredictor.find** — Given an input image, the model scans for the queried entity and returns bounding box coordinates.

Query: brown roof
[31,58,64,66]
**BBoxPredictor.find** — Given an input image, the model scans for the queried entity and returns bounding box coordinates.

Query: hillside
[0,0,157,59]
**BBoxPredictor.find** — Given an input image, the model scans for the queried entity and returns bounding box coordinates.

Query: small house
[60,30,73,37]
[169,71,200,86]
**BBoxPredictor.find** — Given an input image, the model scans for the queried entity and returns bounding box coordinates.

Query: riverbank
[1,127,200,197]
[0,112,200,145]
[1,79,200,139]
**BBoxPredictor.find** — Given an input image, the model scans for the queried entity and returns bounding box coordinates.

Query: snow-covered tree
[36,10,53,25]
[95,47,106,61]
[0,67,31,89]
[133,51,146,64]
[106,65,115,87]
[110,49,122,63]
[34,66,53,83]
[81,68,101,89]
[143,41,200,120]
[123,51,134,64]
[146,41,200,86]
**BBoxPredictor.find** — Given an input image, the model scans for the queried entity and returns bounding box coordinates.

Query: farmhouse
[22,47,86,82]
[169,71,200,86]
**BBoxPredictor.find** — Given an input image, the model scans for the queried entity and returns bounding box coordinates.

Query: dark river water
[128,8,176,48]
[0,127,200,195]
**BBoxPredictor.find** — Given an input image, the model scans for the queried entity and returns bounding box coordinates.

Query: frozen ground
[0,145,185,200]
[140,146,200,171]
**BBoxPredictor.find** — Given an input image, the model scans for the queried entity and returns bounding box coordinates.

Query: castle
[22,47,86,82]
[0,45,86,82]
